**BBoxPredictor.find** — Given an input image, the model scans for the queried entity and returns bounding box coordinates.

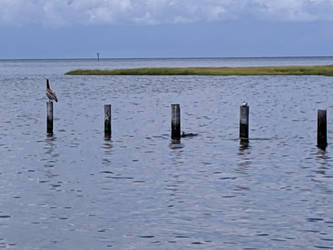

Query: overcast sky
[1,0,333,59]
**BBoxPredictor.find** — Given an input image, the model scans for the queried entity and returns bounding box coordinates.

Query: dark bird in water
[46,79,58,102]
[181,131,198,138]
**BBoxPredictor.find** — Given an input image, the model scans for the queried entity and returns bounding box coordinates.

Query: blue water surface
[1,57,333,249]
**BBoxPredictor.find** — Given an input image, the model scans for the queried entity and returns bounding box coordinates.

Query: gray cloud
[1,0,333,26]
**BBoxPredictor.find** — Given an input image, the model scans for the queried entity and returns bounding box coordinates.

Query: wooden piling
[47,101,53,135]
[317,109,327,150]
[240,103,249,141]
[171,104,181,142]
[104,104,111,139]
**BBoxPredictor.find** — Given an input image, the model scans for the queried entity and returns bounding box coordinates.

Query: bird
[46,79,58,102]
[181,131,198,138]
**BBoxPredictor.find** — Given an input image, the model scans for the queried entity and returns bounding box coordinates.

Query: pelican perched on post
[46,79,58,102]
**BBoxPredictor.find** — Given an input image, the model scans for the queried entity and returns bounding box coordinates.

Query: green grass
[65,65,333,76]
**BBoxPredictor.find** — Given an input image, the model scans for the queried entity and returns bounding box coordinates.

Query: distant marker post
[317,109,327,150]
[240,102,249,142]
[47,101,53,136]
[171,104,181,143]
[104,104,111,139]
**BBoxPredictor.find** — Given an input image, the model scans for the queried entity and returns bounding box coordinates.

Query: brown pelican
[46,79,58,102]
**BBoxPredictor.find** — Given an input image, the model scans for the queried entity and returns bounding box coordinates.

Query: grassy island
[65,65,333,76]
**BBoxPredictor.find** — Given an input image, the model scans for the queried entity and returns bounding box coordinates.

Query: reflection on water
[1,58,333,249]
[44,136,57,154]
[169,141,185,150]
[239,140,249,150]
[43,136,58,169]
[315,150,333,178]
[102,140,113,167]
[237,142,251,176]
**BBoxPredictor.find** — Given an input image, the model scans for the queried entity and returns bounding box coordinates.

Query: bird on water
[46,79,58,102]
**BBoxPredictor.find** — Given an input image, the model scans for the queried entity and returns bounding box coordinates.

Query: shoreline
[65,65,333,76]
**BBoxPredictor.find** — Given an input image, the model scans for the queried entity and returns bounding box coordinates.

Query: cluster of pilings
[46,102,328,150]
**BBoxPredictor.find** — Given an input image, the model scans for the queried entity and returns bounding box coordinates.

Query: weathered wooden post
[171,104,181,143]
[47,101,53,136]
[240,102,249,142]
[104,104,111,139]
[317,109,327,150]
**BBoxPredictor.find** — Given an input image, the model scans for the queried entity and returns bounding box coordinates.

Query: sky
[1,0,333,59]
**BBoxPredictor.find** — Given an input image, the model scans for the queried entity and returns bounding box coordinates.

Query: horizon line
[1,55,333,61]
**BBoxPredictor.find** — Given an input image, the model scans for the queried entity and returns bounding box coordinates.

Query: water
[1,57,333,249]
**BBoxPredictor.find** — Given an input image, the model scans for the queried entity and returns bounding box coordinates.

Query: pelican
[46,79,58,102]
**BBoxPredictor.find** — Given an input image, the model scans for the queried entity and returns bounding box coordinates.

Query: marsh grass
[65,65,333,76]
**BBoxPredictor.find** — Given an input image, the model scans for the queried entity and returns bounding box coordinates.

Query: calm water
[1,57,333,249]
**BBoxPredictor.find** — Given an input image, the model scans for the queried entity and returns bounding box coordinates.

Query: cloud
[1,0,333,26]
